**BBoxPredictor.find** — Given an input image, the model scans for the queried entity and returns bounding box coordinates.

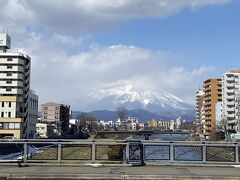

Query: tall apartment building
[0,33,33,139]
[196,89,204,137]
[196,89,204,124]
[41,102,70,136]
[202,79,222,140]
[222,70,240,133]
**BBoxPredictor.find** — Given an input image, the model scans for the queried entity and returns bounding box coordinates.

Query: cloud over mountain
[0,0,229,109]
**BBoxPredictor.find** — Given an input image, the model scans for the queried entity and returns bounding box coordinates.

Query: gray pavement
[0,164,240,179]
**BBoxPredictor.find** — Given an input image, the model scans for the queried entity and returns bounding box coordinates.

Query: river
[132,133,189,141]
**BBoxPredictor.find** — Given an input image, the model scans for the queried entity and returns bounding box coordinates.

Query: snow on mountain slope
[87,85,194,112]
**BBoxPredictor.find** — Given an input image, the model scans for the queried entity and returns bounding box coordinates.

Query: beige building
[202,79,222,140]
[158,121,171,129]
[147,119,158,128]
[0,33,34,139]
[41,102,70,136]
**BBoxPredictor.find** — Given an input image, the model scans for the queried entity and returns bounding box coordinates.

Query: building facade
[222,70,240,133]
[147,119,158,128]
[27,90,38,138]
[0,33,32,139]
[36,123,55,138]
[196,89,204,124]
[202,79,222,140]
[195,89,204,137]
[41,102,70,136]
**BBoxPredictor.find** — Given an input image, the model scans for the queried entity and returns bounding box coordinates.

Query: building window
[1,102,4,107]
[1,112,3,117]
[6,80,12,84]
[3,123,8,129]
[9,123,14,129]
[6,87,11,91]
[15,123,20,129]
[6,72,12,76]
[0,123,2,129]
[7,65,12,69]
[9,102,11,108]
[55,116,58,119]
[8,112,11,117]
[55,107,59,110]
[7,57,13,61]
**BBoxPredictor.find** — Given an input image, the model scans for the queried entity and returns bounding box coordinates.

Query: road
[0,164,240,179]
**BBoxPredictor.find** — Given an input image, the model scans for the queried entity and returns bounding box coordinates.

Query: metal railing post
[202,143,206,163]
[92,141,96,164]
[170,143,174,163]
[58,143,62,163]
[235,144,239,164]
[23,143,28,163]
[125,142,130,164]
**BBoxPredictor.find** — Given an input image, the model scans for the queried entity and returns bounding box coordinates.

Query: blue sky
[87,1,240,73]
[0,0,239,109]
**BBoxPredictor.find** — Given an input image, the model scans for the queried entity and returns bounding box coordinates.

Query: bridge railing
[0,139,239,165]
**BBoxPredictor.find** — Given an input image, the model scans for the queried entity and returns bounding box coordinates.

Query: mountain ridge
[86,84,194,112]
[72,109,195,122]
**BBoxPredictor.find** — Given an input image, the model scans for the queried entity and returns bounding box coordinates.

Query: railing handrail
[0,139,239,145]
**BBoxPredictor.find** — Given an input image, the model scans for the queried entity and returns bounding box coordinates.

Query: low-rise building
[41,102,70,136]
[158,121,171,130]
[147,119,158,128]
[36,123,55,138]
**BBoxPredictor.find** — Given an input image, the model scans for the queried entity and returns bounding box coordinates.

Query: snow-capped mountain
[86,85,194,112]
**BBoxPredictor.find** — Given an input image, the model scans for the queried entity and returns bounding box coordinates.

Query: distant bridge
[97,130,189,138]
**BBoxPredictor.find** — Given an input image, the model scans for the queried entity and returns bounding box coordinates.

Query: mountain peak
[87,84,194,112]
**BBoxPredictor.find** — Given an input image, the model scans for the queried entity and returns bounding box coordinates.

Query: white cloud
[20,39,215,108]
[0,0,228,109]
[0,0,233,37]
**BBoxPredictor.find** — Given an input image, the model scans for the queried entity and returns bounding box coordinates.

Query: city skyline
[0,0,239,110]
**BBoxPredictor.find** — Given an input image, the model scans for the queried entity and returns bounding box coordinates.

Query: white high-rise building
[222,70,240,133]
[0,33,34,139]
[196,89,204,124]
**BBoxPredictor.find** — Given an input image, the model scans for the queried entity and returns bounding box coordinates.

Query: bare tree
[77,113,98,132]
[116,106,128,130]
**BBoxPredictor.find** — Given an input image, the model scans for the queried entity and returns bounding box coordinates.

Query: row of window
[44,110,58,115]
[43,116,59,119]
[36,127,46,130]
[0,63,24,67]
[1,112,12,118]
[0,57,14,61]
[0,122,20,129]
[1,102,11,108]
[44,107,59,110]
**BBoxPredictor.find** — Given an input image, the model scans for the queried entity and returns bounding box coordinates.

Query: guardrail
[0,139,239,165]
